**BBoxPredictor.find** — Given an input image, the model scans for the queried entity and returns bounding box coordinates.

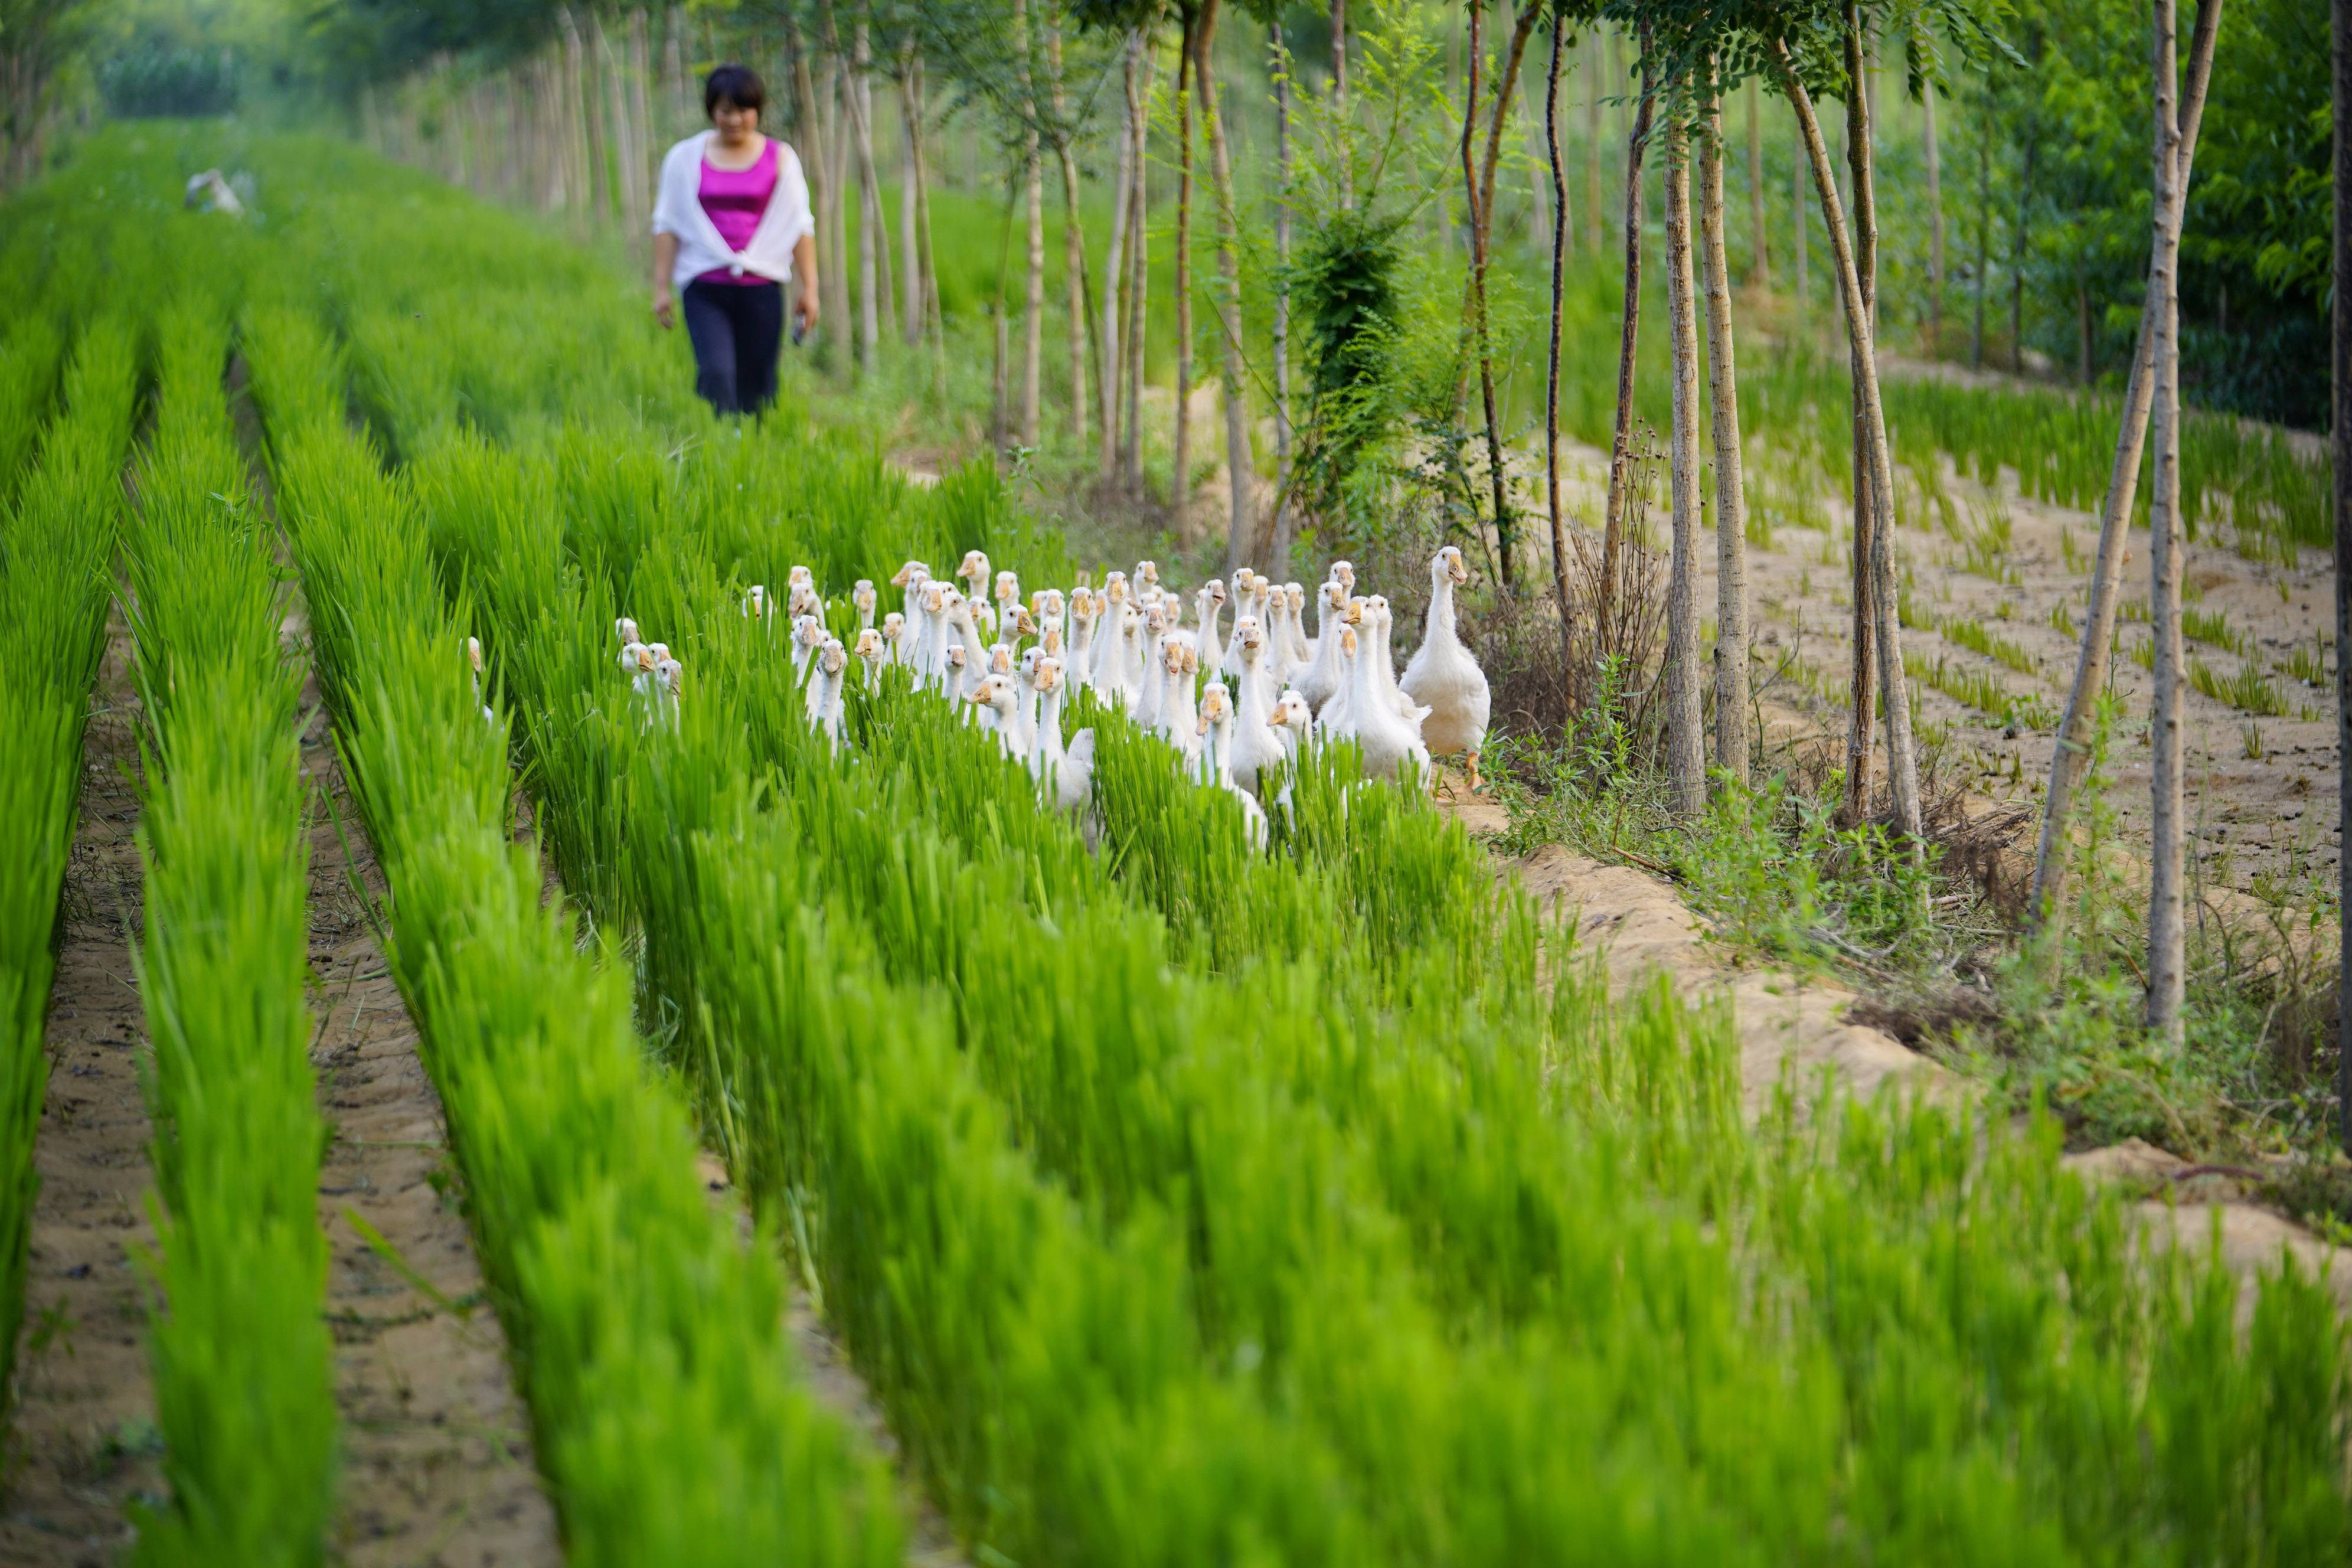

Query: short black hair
[704,64,766,117]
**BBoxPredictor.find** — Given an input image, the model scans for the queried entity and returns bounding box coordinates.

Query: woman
[652,65,818,417]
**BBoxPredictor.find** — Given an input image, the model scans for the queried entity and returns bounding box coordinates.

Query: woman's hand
[654,286,675,331]
[793,283,819,342]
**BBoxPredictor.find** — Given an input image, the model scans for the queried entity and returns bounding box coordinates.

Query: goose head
[1321,579,1348,618]
[1275,688,1312,736]
[957,550,991,596]
[1162,636,1190,677]
[881,612,906,651]
[1342,597,1365,629]
[788,583,822,622]
[1038,624,1064,657]
[1196,681,1230,730]
[1135,558,1161,589]
[1144,601,1171,638]
[994,570,1021,612]
[788,564,815,593]
[968,672,1018,720]
[615,615,641,646]
[744,584,769,619]
[854,627,884,665]
[793,615,827,653]
[1234,615,1265,660]
[852,580,878,619]
[1038,587,1066,625]
[466,635,484,673]
[646,641,672,664]
[656,656,683,694]
[1007,606,1037,641]
[636,645,658,677]
[918,580,949,619]
[889,559,929,589]
[620,639,649,673]
[1330,559,1357,594]
[990,642,1016,677]
[816,638,847,679]
[1034,656,1064,695]
[1100,570,1128,609]
[1433,545,1469,587]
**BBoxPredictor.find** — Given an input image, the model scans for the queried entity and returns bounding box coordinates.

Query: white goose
[805,638,848,749]
[1028,656,1095,814]
[1294,579,1351,716]
[852,579,878,632]
[852,627,887,691]
[1399,545,1492,791]
[1334,621,1427,784]
[1195,682,1269,851]
[1226,619,1289,801]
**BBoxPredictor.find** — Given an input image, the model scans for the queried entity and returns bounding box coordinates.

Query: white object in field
[853,628,886,691]
[852,579,877,631]
[1295,579,1350,717]
[1195,682,1269,851]
[1226,619,1289,801]
[967,672,1023,759]
[805,638,848,749]
[1028,657,1094,814]
[1335,619,1427,785]
[1400,545,1492,791]
[183,169,243,215]
[615,616,641,648]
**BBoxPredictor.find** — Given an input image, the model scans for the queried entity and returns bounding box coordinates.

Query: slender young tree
[1268,14,1296,580]
[1597,27,1655,639]
[1765,19,1921,840]
[2146,0,2190,1042]
[1047,15,1093,445]
[899,45,923,348]
[1546,12,1577,674]
[2027,0,2221,946]
[1124,31,1155,498]
[1196,0,1257,572]
[1173,5,1197,520]
[1459,1,1512,582]
[1100,41,1136,483]
[2335,0,2351,1154]
[1840,7,1881,829]
[1012,0,1046,447]
[1662,110,1708,816]
[1920,64,1943,348]
[1586,29,1606,253]
[1701,79,1750,786]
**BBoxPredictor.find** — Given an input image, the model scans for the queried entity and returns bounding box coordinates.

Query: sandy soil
[1441,778,2352,1318]
[0,624,164,1567]
[305,707,561,1567]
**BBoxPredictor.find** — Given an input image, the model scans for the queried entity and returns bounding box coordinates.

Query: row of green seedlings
[424,407,2352,1564]
[0,316,140,1420]
[123,292,337,1563]
[289,131,2352,1561]
[239,299,900,1568]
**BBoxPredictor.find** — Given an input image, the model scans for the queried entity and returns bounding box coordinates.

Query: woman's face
[711,99,759,142]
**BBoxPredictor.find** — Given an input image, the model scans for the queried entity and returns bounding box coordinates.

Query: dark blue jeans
[681,279,783,416]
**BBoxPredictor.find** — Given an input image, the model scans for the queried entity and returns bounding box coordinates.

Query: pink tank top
[696,140,779,286]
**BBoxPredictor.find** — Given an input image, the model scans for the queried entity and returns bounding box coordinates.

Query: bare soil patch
[0,619,161,1567]
[305,709,560,1567]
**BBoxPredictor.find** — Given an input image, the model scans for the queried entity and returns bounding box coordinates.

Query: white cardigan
[651,132,815,290]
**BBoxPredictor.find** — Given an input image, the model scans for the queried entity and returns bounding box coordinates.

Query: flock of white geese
[609,547,1491,849]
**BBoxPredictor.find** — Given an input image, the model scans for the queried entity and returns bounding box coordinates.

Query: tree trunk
[1841,17,1879,828]
[1197,0,1257,576]
[1702,87,1750,788]
[2028,0,2220,945]
[1124,34,1155,500]
[628,9,654,243]
[1270,20,1295,582]
[909,48,948,396]
[666,8,689,136]
[854,19,883,365]
[2334,0,2351,1154]
[1851,11,1919,840]
[1747,77,1769,288]
[2147,0,2187,1043]
[1922,73,1943,349]
[1663,116,1708,819]
[1012,0,1044,448]
[1100,45,1135,485]
[1546,18,1575,675]
[900,59,923,347]
[1598,33,1655,643]
[1770,38,1920,842]
[1459,1,1520,586]
[1048,19,1093,446]
[1173,12,1196,521]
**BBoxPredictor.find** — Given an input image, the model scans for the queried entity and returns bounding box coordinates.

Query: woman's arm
[652,233,680,328]
[791,234,818,340]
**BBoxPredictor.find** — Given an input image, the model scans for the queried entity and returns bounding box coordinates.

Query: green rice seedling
[2282,636,2331,688]
[1955,496,2020,585]
[2190,657,2290,718]
[2183,606,2250,656]
[254,316,901,1568]
[2050,601,2078,638]
[120,289,339,1566]
[0,313,142,1416]
[1905,651,2057,730]
[1938,615,2039,676]
[2129,637,2157,670]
